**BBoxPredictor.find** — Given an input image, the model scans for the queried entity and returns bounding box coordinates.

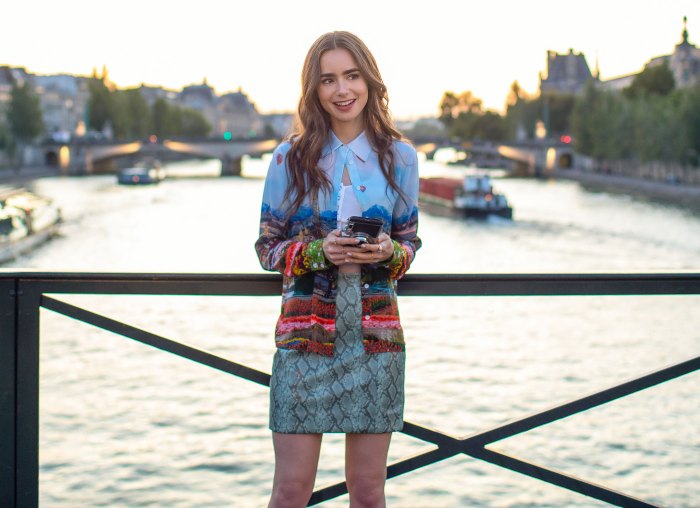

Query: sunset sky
[2,0,699,118]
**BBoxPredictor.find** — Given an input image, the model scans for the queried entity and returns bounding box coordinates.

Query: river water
[6,155,700,507]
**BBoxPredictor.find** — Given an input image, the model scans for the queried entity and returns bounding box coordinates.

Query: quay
[550,168,700,210]
[1,271,699,507]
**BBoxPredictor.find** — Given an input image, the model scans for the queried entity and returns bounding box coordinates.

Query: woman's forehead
[319,48,359,74]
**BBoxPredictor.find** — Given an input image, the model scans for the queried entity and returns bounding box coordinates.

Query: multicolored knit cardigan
[254,131,421,356]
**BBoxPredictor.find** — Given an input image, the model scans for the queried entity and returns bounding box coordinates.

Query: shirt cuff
[379,239,402,270]
[304,238,331,271]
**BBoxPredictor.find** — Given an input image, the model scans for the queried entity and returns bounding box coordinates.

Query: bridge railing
[1,271,699,507]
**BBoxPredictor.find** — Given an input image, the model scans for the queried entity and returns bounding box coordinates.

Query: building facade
[539,49,598,96]
[33,75,89,140]
[177,79,264,138]
[600,17,700,91]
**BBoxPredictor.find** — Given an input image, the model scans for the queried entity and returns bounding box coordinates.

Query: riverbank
[0,165,62,185]
[549,168,700,211]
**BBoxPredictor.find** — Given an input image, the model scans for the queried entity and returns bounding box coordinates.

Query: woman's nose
[336,79,349,95]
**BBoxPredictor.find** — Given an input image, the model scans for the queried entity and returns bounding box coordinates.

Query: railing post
[15,281,41,508]
[0,277,18,507]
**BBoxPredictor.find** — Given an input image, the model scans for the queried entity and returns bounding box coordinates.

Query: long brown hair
[285,31,406,215]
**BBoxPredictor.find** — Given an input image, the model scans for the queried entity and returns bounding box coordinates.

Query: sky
[2,0,699,119]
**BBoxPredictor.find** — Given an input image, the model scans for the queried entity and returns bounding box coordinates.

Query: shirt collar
[322,130,372,162]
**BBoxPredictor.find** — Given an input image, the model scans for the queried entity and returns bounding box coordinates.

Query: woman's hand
[345,232,393,264]
[323,229,362,266]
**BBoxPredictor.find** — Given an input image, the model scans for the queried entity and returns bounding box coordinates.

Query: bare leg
[345,433,392,508]
[268,432,323,508]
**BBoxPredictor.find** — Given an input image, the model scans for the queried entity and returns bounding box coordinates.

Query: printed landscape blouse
[255,130,421,356]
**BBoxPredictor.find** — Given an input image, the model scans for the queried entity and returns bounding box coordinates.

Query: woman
[255,31,420,507]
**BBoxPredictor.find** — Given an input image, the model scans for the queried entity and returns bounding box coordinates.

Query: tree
[545,93,576,135]
[124,89,151,138]
[439,90,483,129]
[623,64,675,99]
[151,98,174,138]
[179,108,211,137]
[0,122,12,150]
[7,81,43,143]
[439,91,460,129]
[438,90,502,140]
[451,110,506,141]
[111,88,151,139]
[505,80,527,108]
[678,86,700,165]
[87,71,113,132]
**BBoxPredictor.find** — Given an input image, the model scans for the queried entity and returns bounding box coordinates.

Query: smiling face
[317,48,369,141]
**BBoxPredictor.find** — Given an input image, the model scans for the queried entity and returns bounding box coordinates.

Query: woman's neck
[331,120,365,145]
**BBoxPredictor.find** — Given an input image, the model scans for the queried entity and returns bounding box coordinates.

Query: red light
[560,135,572,144]
[149,135,158,144]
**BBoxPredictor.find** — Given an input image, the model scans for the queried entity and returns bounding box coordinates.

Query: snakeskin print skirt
[269,272,405,434]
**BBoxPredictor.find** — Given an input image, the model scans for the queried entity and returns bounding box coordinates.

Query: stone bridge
[42,137,280,176]
[410,137,575,176]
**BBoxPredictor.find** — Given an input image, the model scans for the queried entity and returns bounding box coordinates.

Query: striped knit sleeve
[385,143,421,280]
[254,144,331,277]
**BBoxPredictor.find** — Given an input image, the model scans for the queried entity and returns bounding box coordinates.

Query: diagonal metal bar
[40,295,271,387]
[308,446,457,506]
[462,353,700,447]
[310,352,700,506]
[310,422,466,504]
[471,447,660,508]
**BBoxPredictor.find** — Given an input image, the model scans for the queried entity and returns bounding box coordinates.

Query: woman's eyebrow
[320,68,361,78]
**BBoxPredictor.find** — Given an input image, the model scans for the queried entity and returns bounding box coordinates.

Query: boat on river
[117,159,165,185]
[419,174,513,219]
[0,188,62,264]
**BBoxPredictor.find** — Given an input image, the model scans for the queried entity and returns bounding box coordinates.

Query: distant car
[117,166,165,185]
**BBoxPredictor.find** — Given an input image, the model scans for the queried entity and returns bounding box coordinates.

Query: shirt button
[364,315,370,320]
[363,283,369,289]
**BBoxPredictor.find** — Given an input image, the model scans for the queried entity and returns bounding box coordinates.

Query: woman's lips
[333,98,356,112]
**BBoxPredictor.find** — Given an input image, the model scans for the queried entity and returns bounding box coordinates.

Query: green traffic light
[223,131,232,141]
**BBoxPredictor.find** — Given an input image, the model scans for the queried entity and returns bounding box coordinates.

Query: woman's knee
[346,474,386,507]
[269,478,314,508]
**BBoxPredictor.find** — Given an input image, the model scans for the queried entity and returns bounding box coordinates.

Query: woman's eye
[348,73,360,80]
[321,78,333,85]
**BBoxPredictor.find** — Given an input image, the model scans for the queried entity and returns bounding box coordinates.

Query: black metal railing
[1,272,699,507]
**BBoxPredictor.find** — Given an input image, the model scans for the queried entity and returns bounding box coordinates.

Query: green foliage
[151,98,172,138]
[572,80,700,165]
[178,107,210,137]
[504,90,576,139]
[87,82,211,140]
[7,81,43,142]
[87,76,113,132]
[0,123,11,150]
[439,90,505,141]
[151,98,210,138]
[402,118,448,141]
[505,94,541,139]
[623,63,675,99]
[451,110,507,141]
[111,88,152,139]
[439,90,483,129]
[545,94,576,134]
[677,86,700,166]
